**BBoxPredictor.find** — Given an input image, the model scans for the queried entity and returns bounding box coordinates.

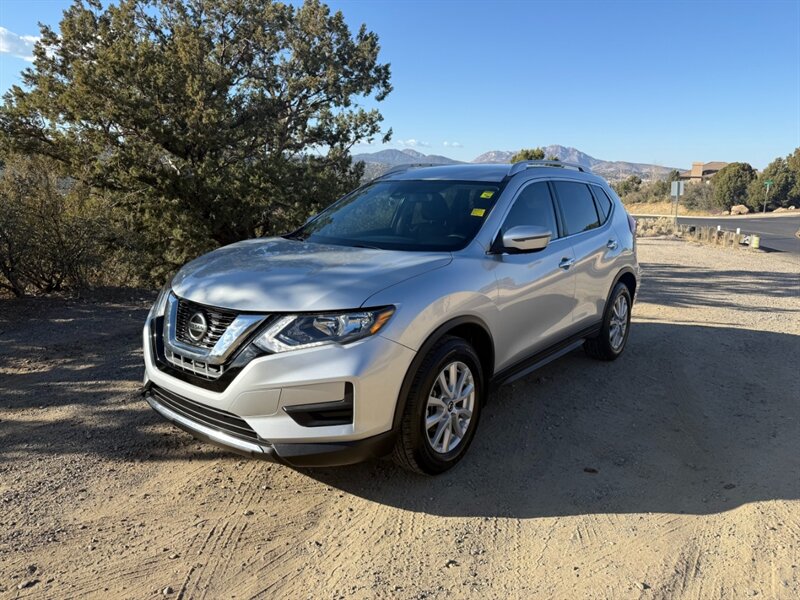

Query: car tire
[584,282,632,361]
[392,336,484,475]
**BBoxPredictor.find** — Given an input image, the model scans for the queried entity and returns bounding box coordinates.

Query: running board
[490,324,599,389]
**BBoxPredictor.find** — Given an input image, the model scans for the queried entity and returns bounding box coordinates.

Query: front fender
[361,257,500,353]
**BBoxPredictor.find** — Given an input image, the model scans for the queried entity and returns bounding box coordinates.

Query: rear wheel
[392,336,483,475]
[584,282,632,361]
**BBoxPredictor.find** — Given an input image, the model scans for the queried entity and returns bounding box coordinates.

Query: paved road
[677,214,800,254]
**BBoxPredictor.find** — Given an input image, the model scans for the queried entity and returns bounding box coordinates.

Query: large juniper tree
[1,0,391,272]
[712,163,756,211]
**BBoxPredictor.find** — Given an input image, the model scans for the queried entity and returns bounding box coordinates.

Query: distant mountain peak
[352,148,461,167]
[352,145,677,181]
[472,150,515,163]
[471,145,676,180]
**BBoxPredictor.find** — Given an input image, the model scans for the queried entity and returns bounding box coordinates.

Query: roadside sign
[670,181,684,224]
[763,179,773,213]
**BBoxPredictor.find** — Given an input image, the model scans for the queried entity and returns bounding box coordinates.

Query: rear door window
[552,181,600,235]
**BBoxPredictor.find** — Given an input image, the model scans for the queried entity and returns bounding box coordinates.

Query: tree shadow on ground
[0,292,228,463]
[1,274,799,515]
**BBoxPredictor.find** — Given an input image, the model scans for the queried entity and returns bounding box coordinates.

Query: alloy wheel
[609,294,629,350]
[425,361,475,454]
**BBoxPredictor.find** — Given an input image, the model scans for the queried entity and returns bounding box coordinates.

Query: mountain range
[352,145,678,181]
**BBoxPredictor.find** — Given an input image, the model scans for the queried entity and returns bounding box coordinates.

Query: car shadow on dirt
[305,322,800,518]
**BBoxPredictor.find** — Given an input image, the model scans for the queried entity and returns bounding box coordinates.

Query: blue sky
[1,0,798,169]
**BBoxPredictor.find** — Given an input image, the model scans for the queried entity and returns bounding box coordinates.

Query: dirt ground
[1,238,799,599]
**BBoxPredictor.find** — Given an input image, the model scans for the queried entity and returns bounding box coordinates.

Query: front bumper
[142,317,416,465]
[143,382,396,466]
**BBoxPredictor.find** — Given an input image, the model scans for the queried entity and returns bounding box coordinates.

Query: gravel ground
[1,238,799,599]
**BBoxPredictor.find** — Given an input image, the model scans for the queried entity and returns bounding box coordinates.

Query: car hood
[171,237,452,312]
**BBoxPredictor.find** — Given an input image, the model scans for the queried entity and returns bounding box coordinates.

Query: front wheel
[392,336,484,475]
[584,282,632,361]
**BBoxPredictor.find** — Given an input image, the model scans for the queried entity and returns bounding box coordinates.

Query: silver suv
[142,161,639,474]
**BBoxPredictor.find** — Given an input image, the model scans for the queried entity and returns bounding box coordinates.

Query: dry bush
[636,217,678,237]
[0,154,112,296]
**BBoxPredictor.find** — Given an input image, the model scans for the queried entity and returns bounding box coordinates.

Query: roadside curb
[630,212,799,220]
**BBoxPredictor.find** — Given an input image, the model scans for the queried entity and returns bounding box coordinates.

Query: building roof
[679,161,729,178]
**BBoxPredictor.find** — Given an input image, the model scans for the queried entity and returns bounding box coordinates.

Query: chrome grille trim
[164,347,226,380]
[175,299,237,349]
[163,293,267,366]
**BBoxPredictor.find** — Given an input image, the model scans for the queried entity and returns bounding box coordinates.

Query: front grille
[150,385,259,442]
[175,298,237,349]
[164,347,226,380]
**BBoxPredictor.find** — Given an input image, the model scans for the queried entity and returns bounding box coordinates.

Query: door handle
[559,257,575,270]
[607,239,619,250]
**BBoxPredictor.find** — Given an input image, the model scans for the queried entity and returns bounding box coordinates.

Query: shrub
[0,153,111,296]
[636,217,677,237]
[682,182,717,212]
[614,176,671,204]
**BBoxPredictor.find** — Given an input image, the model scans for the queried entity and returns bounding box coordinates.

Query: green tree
[783,147,800,206]
[1,0,392,278]
[510,147,545,163]
[613,175,642,198]
[787,147,800,173]
[666,169,681,182]
[746,156,797,211]
[712,162,756,210]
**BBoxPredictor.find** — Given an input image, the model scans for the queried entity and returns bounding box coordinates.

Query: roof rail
[508,160,590,177]
[375,163,441,179]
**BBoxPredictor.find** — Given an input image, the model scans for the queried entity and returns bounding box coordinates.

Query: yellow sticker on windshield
[480,191,494,199]
[471,208,486,217]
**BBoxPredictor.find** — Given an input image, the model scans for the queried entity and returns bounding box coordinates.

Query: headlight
[147,282,171,320]
[252,307,395,353]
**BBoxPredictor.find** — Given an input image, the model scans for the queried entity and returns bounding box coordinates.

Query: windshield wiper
[350,242,382,250]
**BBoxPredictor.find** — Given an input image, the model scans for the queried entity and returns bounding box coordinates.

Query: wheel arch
[391,315,495,431]
[610,267,638,305]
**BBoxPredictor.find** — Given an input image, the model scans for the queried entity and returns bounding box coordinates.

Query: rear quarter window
[591,185,613,222]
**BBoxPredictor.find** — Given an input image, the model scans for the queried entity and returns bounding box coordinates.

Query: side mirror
[501,225,552,252]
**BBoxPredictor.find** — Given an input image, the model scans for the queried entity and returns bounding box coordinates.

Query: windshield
[288,180,502,251]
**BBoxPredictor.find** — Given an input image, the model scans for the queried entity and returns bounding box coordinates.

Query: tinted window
[502,182,559,238]
[553,181,600,235]
[591,185,613,222]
